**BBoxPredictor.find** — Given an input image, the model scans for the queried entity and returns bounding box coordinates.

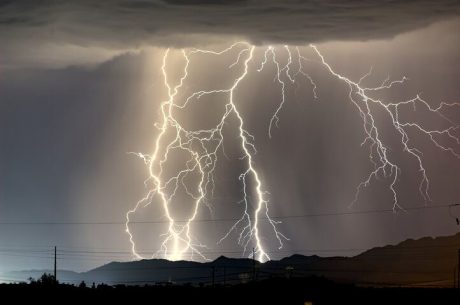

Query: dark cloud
[1,0,460,67]
[162,0,248,6]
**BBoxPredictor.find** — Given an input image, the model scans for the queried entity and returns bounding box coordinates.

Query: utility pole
[211,266,215,288]
[54,246,57,284]
[252,247,256,282]
[454,267,457,289]
[457,249,460,289]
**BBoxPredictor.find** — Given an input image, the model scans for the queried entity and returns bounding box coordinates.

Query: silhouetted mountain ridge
[3,232,460,287]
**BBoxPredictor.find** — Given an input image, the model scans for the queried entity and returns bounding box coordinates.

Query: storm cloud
[1,0,460,67]
[1,1,460,271]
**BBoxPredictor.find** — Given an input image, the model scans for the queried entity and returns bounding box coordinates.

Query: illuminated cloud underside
[1,1,460,68]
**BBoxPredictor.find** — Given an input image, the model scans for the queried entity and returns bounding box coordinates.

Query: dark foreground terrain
[1,277,459,305]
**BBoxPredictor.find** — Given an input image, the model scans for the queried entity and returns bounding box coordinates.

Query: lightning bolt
[126,43,288,262]
[126,42,460,262]
[308,44,460,211]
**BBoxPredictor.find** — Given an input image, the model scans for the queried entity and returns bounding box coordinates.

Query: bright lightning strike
[309,44,460,211]
[126,43,460,262]
[126,43,288,262]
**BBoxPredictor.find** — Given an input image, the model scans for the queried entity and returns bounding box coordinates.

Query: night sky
[1,1,460,272]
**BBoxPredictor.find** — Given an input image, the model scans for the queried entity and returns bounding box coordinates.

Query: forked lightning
[126,43,460,262]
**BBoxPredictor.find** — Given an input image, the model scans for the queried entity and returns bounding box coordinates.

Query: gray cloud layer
[1,0,460,67]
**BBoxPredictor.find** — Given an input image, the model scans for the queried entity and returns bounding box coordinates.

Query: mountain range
[3,232,460,287]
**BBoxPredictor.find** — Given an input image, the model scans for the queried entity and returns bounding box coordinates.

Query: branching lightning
[309,44,460,210]
[126,42,460,262]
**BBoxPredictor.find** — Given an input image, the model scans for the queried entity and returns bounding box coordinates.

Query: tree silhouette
[29,273,58,286]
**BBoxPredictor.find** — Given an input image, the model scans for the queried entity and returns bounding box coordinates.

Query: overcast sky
[1,1,460,273]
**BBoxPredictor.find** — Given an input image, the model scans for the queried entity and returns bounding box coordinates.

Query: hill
[3,232,460,287]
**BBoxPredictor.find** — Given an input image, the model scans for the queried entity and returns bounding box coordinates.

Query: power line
[0,253,54,259]
[0,203,455,225]
[2,242,459,256]
[2,245,460,263]
[1,242,460,257]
